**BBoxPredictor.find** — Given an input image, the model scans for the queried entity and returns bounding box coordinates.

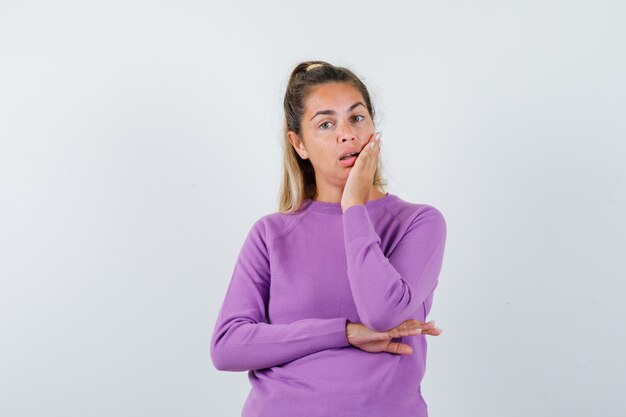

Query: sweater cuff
[319,317,351,348]
[342,204,380,244]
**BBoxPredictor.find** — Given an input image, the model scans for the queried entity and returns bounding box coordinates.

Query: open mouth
[339,152,359,161]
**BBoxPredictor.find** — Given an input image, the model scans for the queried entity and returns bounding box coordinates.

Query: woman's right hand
[346,319,442,355]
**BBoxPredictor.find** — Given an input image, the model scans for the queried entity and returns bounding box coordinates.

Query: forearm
[210,316,350,371]
[345,235,444,331]
[342,204,446,332]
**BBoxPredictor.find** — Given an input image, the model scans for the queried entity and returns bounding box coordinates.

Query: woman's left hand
[346,319,442,355]
[341,131,382,213]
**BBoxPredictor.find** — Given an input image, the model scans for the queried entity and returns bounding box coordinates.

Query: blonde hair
[278,61,388,214]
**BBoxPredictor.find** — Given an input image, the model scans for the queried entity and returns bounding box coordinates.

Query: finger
[354,134,376,166]
[392,320,435,335]
[374,132,382,153]
[368,131,381,144]
[399,319,422,331]
[387,323,422,338]
[370,136,382,165]
[363,140,381,169]
[356,141,380,171]
[386,341,413,355]
[359,132,375,155]
[365,131,382,152]
[421,327,443,336]
[418,321,438,330]
[407,319,428,329]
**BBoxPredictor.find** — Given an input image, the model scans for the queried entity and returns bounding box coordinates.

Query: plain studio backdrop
[1,1,624,416]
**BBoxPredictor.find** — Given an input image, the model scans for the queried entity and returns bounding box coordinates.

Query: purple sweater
[210,193,447,417]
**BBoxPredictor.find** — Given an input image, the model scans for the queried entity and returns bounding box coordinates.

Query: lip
[339,154,358,167]
[338,148,362,160]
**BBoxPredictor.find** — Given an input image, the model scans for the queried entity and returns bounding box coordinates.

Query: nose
[337,120,356,143]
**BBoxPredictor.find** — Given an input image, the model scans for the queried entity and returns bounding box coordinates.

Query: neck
[314,186,386,204]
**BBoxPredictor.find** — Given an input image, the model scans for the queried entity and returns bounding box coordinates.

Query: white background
[1,1,624,416]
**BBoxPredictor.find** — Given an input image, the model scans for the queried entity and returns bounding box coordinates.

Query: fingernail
[375,131,383,141]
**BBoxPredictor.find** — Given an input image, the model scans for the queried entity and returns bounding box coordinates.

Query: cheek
[359,120,375,132]
[309,130,330,140]
[313,149,339,169]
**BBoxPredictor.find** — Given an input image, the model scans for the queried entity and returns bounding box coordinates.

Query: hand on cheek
[341,131,382,213]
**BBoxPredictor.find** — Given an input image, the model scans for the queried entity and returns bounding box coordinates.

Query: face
[288,82,376,192]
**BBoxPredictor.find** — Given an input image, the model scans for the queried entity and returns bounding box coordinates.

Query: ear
[287,131,308,160]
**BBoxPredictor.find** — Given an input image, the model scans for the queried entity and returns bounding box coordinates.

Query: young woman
[210,61,447,417]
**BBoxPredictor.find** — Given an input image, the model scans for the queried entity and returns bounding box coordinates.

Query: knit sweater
[210,193,447,417]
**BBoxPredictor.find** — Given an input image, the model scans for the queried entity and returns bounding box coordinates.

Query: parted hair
[278,60,388,214]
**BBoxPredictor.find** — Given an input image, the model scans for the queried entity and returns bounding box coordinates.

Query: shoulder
[384,195,447,236]
[246,209,309,244]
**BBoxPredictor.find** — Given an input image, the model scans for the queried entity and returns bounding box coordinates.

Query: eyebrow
[309,102,366,121]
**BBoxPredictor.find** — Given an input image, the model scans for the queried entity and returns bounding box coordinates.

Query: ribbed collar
[302,192,396,214]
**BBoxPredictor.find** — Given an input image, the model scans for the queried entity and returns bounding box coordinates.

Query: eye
[353,115,365,122]
[319,121,333,129]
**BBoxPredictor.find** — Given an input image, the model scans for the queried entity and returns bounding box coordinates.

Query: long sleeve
[210,219,350,372]
[342,204,447,332]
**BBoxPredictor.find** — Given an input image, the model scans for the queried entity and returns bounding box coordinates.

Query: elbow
[210,336,237,372]
[362,318,399,333]
[358,309,402,333]
[358,285,434,332]
[364,313,424,333]
[210,339,227,371]
[357,303,420,333]
[362,321,387,333]
[210,320,257,372]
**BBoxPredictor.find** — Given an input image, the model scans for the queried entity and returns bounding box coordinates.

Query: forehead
[304,82,364,113]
